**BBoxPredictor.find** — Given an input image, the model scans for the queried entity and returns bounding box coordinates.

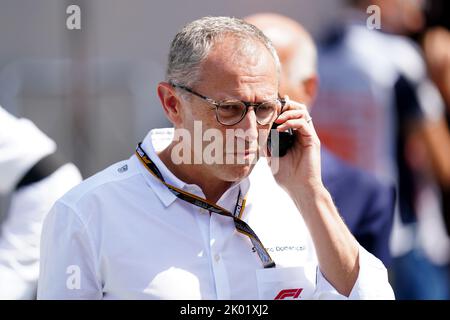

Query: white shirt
[37,128,395,300]
[0,106,56,194]
[0,163,82,299]
[0,106,83,299]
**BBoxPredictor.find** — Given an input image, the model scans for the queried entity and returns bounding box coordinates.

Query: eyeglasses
[170,82,286,126]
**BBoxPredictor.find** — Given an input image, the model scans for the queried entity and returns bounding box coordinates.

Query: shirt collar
[137,128,186,207]
[136,128,251,211]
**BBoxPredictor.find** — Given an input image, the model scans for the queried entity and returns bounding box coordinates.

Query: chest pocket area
[256,265,317,300]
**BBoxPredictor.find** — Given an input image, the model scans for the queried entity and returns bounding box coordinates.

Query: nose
[235,107,259,143]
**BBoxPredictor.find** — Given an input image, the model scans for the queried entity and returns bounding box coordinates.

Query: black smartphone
[267,122,295,157]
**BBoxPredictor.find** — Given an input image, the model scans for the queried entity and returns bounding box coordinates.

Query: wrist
[295,180,327,198]
[291,183,331,215]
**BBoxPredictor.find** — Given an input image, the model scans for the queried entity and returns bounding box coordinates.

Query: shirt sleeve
[0,164,82,299]
[313,245,395,300]
[37,200,103,299]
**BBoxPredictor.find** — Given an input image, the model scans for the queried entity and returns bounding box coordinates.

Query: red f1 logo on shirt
[274,288,303,300]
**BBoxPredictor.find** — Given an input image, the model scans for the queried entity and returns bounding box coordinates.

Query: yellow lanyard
[136,143,275,268]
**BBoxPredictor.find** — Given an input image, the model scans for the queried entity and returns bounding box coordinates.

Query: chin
[218,163,256,182]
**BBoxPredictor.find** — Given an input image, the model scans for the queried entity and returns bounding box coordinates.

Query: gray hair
[166,16,281,88]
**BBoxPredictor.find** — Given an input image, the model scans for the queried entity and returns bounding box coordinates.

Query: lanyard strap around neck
[135,143,275,268]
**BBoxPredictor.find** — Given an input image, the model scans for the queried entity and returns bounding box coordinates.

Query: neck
[158,143,233,203]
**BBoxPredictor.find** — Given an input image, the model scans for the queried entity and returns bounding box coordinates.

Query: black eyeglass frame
[170,82,287,126]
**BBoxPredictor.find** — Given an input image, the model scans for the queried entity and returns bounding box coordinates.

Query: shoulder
[54,156,147,222]
[385,35,426,82]
[321,149,392,201]
[321,149,395,235]
[334,26,425,84]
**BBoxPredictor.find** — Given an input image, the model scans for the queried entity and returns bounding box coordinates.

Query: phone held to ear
[267,122,295,157]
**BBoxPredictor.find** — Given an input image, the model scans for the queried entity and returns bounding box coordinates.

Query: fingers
[276,118,317,149]
[275,95,312,130]
[281,95,309,112]
[275,96,319,146]
[275,109,310,125]
[276,117,310,132]
[276,95,311,124]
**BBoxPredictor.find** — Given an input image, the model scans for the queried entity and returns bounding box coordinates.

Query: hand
[267,97,360,297]
[267,96,323,195]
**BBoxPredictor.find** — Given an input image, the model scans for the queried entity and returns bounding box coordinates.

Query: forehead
[196,36,279,100]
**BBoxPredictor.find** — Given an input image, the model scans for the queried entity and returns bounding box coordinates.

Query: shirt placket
[208,187,242,300]
[209,212,235,300]
[183,184,228,299]
[181,184,240,299]
[192,204,216,298]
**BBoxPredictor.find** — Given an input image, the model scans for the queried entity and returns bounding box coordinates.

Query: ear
[301,75,318,106]
[157,82,183,126]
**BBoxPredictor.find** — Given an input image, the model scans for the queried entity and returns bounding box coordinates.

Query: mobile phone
[267,122,295,157]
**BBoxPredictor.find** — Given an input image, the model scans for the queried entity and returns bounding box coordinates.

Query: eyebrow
[171,82,279,104]
[215,91,280,103]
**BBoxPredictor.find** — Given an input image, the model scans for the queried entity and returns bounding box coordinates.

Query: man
[244,13,395,266]
[37,16,394,299]
[0,105,82,299]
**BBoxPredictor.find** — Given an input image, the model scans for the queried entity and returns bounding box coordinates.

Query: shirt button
[214,254,221,262]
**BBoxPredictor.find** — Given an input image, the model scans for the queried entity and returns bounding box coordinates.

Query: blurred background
[0,0,343,176]
[0,0,449,299]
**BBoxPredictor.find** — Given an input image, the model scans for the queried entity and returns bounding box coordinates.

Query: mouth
[227,150,258,156]
[223,150,259,166]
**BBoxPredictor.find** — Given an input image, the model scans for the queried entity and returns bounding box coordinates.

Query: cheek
[179,104,209,131]
[185,107,226,146]
[188,104,215,125]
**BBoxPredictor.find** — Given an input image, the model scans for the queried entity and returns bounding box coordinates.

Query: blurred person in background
[422,26,450,235]
[425,0,450,30]
[313,0,450,299]
[0,105,82,299]
[245,13,395,266]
